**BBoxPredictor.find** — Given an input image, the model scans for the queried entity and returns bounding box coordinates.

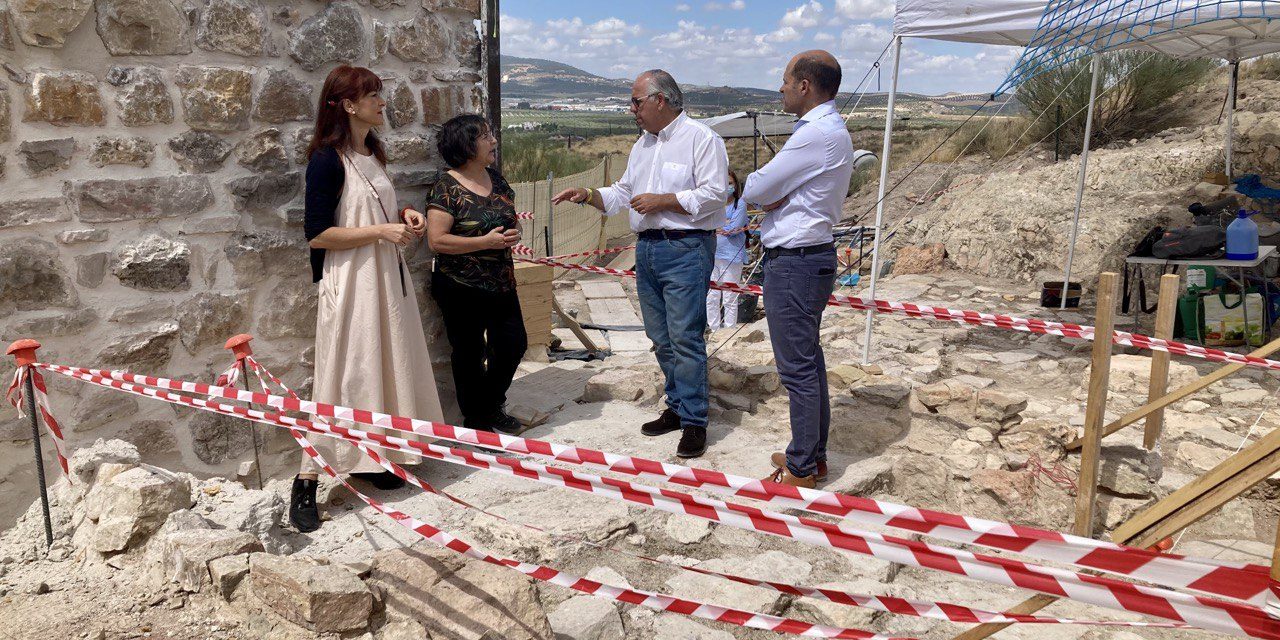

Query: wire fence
[511,154,629,262]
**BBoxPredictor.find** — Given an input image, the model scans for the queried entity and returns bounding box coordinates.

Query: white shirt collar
[797,100,838,128]
[646,111,688,142]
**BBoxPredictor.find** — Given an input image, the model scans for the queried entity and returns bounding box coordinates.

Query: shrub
[500,132,594,183]
[1017,50,1215,152]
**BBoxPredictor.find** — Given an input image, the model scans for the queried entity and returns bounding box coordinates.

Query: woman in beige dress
[294,65,443,533]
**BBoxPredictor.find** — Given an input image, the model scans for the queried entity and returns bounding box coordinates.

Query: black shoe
[289,476,321,533]
[350,471,407,491]
[676,427,707,458]
[641,408,681,436]
[463,415,496,433]
[491,410,523,435]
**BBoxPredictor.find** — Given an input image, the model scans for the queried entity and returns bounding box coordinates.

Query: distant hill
[500,56,1019,114]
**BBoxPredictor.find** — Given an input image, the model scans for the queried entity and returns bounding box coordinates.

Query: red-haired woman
[294,65,443,533]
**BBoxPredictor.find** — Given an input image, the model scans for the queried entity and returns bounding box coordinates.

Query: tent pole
[1061,54,1102,310]
[861,35,902,365]
[1227,61,1238,181]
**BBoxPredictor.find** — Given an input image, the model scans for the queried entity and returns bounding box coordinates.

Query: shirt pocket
[659,161,694,192]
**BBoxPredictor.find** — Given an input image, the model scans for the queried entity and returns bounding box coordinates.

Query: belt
[638,228,714,241]
[764,242,835,259]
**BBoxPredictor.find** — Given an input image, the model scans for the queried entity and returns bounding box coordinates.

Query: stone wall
[0,0,484,516]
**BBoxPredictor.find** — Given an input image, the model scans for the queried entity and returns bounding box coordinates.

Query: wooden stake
[1065,335,1280,451]
[1144,273,1180,450]
[552,295,600,353]
[1074,271,1117,538]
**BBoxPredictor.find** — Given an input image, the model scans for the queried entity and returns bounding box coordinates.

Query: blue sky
[502,1,1022,95]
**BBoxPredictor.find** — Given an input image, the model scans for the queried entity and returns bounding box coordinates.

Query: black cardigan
[303,146,344,283]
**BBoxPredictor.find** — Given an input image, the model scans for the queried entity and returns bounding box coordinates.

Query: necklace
[343,151,408,297]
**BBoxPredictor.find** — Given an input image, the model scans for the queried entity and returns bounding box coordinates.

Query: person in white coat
[707,170,750,330]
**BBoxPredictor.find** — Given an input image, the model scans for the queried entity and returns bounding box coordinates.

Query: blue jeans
[763,248,836,477]
[635,233,715,429]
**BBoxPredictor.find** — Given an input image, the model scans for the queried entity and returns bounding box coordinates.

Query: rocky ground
[0,268,1276,640]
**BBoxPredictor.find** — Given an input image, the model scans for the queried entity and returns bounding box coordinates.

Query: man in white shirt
[553,70,729,459]
[742,50,855,488]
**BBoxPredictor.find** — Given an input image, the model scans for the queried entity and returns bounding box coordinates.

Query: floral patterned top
[425,167,519,293]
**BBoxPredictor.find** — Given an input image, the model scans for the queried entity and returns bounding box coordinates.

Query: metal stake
[24,372,54,548]
[240,358,265,490]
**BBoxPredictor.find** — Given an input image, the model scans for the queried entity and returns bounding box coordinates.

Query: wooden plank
[552,296,600,352]
[580,280,628,299]
[1065,334,1280,451]
[1074,272,1117,537]
[1144,273,1181,449]
[952,428,1280,640]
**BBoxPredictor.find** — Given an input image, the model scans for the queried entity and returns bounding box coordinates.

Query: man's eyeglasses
[630,93,660,108]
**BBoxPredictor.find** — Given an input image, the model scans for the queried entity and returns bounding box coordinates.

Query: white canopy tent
[860,0,1280,363]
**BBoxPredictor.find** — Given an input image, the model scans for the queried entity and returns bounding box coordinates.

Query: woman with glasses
[425,114,527,434]
[707,170,749,329]
[293,65,444,533]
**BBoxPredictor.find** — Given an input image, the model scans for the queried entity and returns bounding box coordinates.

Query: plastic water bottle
[1227,209,1259,261]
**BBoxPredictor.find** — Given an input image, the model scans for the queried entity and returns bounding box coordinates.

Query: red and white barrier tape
[30,364,1280,639]
[517,255,1280,374]
[5,366,70,479]
[91,360,915,640]
[32,363,1275,606]
[241,357,1180,629]
[511,243,634,261]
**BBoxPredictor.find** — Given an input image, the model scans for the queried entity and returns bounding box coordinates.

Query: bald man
[742,50,855,488]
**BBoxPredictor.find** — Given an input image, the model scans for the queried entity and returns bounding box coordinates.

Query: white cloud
[675,3,691,11]
[780,1,824,28]
[839,22,892,52]
[813,31,835,43]
[834,0,893,20]
[703,1,746,10]
[768,26,802,43]
[731,0,746,8]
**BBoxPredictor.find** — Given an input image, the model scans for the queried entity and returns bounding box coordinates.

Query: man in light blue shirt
[743,50,855,488]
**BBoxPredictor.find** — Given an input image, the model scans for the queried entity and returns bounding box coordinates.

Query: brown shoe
[770,452,827,482]
[764,466,817,489]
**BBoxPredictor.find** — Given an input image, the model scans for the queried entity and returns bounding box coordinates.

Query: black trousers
[431,272,528,421]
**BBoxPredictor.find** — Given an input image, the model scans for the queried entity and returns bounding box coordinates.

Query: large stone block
[174,66,251,132]
[112,234,191,291]
[250,553,372,633]
[9,308,95,337]
[425,0,480,17]
[288,1,365,72]
[251,69,313,123]
[548,596,623,640]
[160,529,262,592]
[89,136,155,168]
[177,292,249,354]
[70,386,138,433]
[11,0,91,48]
[190,410,252,464]
[0,2,14,50]
[85,465,193,553]
[383,132,429,165]
[256,281,316,339]
[95,0,192,55]
[75,175,214,222]
[236,127,289,173]
[223,231,307,286]
[76,251,108,287]
[421,85,468,125]
[226,172,301,215]
[0,85,9,142]
[0,237,77,316]
[110,66,174,126]
[18,137,74,175]
[167,130,232,173]
[0,196,70,228]
[388,13,445,63]
[450,18,480,70]
[97,322,178,371]
[196,0,266,56]
[24,70,105,125]
[384,80,417,129]
[371,545,551,640]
